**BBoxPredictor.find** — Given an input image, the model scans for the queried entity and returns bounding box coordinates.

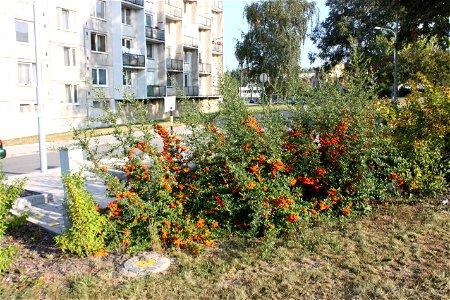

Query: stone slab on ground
[120,252,172,277]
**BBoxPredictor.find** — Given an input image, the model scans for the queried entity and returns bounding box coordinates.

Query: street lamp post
[33,0,48,172]
[375,25,398,104]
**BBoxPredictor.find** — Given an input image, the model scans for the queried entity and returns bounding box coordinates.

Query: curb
[13,191,54,210]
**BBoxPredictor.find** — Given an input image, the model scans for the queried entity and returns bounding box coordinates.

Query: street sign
[259,73,269,83]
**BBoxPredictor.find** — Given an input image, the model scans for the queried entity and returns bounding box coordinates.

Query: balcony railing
[199,63,211,74]
[212,43,223,53]
[145,27,165,41]
[198,15,211,29]
[212,0,223,11]
[123,0,144,6]
[184,36,198,48]
[166,59,183,71]
[165,4,182,19]
[184,86,199,96]
[123,52,145,67]
[147,85,166,97]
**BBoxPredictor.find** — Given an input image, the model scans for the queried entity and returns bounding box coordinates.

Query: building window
[167,73,172,87]
[123,70,132,86]
[15,20,30,43]
[92,68,107,86]
[94,0,106,19]
[146,71,155,85]
[58,8,75,30]
[65,84,78,103]
[122,8,131,25]
[145,14,153,27]
[146,44,153,59]
[17,63,36,85]
[20,104,35,113]
[63,47,76,66]
[91,32,106,52]
[122,38,131,49]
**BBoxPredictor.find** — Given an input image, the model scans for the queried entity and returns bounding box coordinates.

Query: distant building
[239,83,262,103]
[0,0,223,139]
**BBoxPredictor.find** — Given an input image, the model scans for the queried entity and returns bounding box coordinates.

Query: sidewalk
[10,168,111,234]
[6,125,190,234]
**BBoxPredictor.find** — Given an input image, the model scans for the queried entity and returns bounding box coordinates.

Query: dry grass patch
[0,200,448,299]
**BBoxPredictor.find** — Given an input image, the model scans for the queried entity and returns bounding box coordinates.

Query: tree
[311,0,449,68]
[309,0,392,69]
[388,0,450,49]
[235,0,316,98]
[310,0,449,91]
[224,69,251,87]
[398,36,450,87]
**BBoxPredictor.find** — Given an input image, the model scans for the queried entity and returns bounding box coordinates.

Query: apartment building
[0,0,223,139]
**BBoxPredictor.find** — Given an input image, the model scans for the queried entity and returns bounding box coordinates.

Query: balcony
[198,15,211,30]
[166,59,183,72]
[212,43,223,54]
[165,3,182,21]
[212,0,223,12]
[123,52,145,68]
[184,36,198,49]
[122,0,144,8]
[145,27,165,42]
[184,86,199,96]
[147,85,166,97]
[199,63,211,75]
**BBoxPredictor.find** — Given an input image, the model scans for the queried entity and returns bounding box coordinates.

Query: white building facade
[0,0,223,139]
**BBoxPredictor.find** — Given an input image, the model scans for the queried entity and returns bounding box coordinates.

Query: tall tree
[389,0,450,49]
[235,0,316,98]
[309,0,392,68]
[310,0,450,68]
[310,0,450,91]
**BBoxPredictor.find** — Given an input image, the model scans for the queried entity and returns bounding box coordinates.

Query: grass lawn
[1,199,448,299]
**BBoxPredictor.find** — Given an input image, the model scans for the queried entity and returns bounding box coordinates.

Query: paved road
[1,151,61,176]
[1,125,187,176]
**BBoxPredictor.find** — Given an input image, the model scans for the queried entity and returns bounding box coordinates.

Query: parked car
[0,139,6,159]
[287,97,306,105]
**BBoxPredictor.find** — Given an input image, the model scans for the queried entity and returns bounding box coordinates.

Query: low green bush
[0,172,25,271]
[55,173,107,257]
[375,75,450,196]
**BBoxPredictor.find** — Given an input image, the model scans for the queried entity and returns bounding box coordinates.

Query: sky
[223,0,329,71]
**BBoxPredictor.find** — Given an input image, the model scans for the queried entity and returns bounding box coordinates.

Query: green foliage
[0,172,25,271]
[0,245,17,273]
[235,0,316,98]
[388,0,450,49]
[310,0,392,68]
[398,36,450,87]
[311,0,450,93]
[375,76,450,195]
[73,64,448,256]
[55,173,107,257]
[0,173,26,237]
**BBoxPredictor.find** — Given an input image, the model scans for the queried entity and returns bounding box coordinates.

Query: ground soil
[1,223,130,287]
